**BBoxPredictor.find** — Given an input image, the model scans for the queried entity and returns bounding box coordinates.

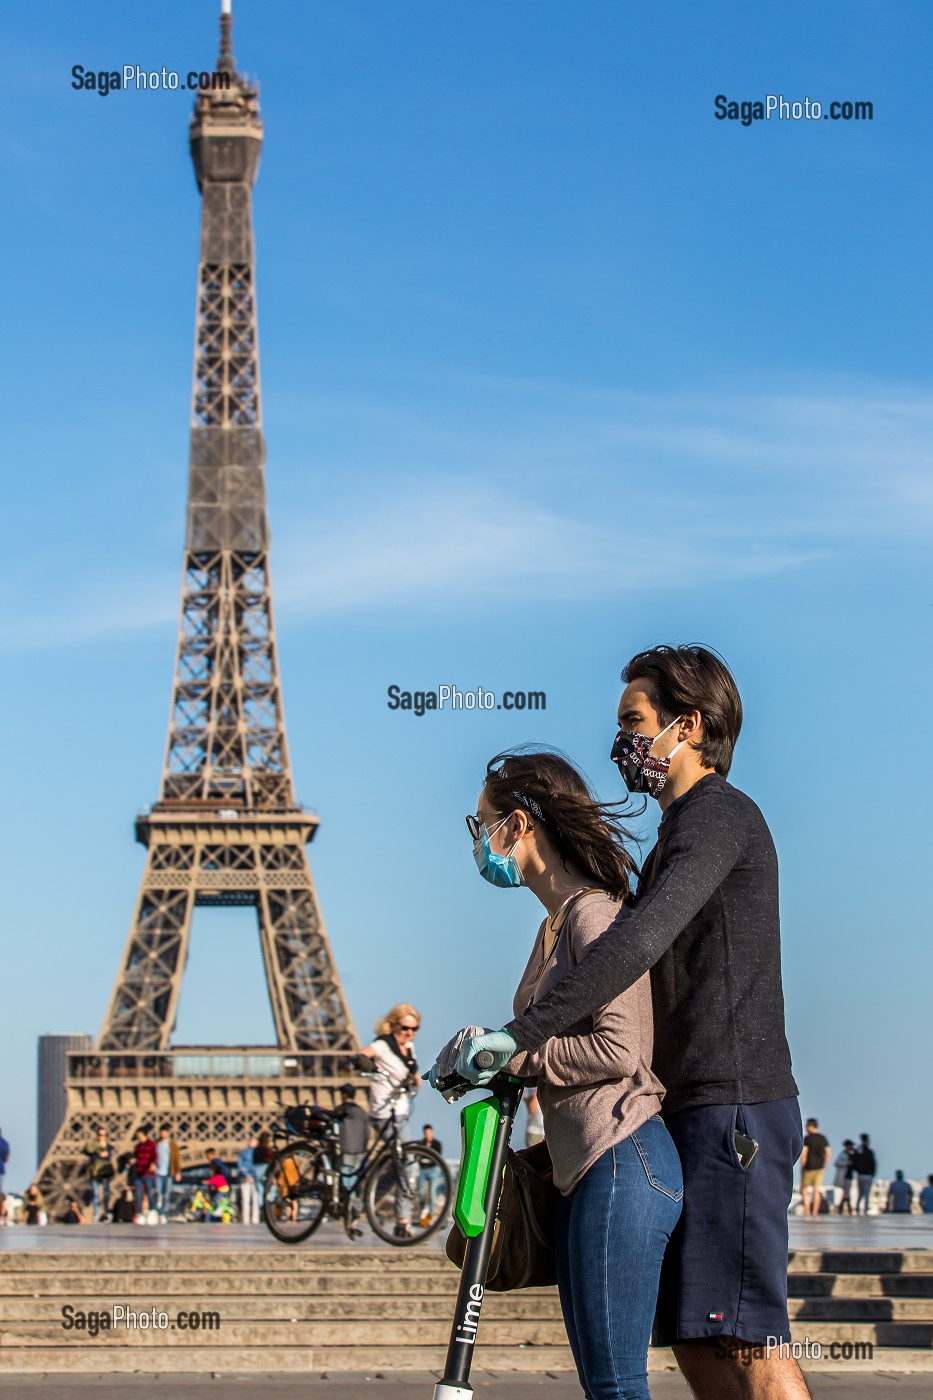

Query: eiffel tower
[36,4,359,1216]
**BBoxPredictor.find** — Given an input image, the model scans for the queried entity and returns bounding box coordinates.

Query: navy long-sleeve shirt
[505,773,798,1117]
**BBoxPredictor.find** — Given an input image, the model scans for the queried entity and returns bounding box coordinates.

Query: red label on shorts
[708,1312,724,1321]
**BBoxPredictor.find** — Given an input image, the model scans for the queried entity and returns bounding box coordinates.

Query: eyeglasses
[466,813,509,842]
[397,1023,419,1035]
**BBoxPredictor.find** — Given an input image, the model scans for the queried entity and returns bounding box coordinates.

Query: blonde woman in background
[357,1003,422,1238]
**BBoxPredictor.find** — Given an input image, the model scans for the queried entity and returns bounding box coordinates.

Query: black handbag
[446,1139,558,1290]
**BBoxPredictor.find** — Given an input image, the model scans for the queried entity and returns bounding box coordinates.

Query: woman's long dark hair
[482,748,639,902]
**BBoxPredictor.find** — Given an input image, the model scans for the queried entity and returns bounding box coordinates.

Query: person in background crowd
[154,1125,182,1222]
[61,1196,85,1224]
[237,1137,260,1225]
[133,1125,157,1220]
[0,1126,9,1199]
[800,1118,830,1216]
[415,1124,445,1226]
[83,1127,114,1222]
[919,1176,933,1214]
[23,1185,43,1226]
[886,1170,914,1214]
[524,1090,545,1148]
[852,1134,877,1215]
[833,1139,855,1214]
[357,1003,422,1239]
[111,1187,136,1223]
[334,1085,370,1198]
[205,1147,229,1182]
[0,1190,8,1226]
[252,1131,273,1209]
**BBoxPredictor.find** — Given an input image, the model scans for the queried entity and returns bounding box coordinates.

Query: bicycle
[262,1072,453,1246]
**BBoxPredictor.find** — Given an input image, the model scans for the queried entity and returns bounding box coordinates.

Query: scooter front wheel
[262,1141,329,1243]
[363,1144,453,1246]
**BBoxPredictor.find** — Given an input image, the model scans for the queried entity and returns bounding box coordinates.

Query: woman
[469,749,683,1400]
[358,1003,421,1238]
[23,1184,43,1226]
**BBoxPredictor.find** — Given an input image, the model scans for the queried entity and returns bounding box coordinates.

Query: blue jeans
[418,1165,444,1216]
[156,1175,172,1215]
[554,1118,683,1400]
[91,1177,110,1218]
[135,1175,154,1214]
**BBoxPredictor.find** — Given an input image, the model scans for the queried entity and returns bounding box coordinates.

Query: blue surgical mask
[473,815,525,888]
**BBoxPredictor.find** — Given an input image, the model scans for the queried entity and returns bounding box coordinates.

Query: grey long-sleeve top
[505,774,798,1118]
[508,890,663,1194]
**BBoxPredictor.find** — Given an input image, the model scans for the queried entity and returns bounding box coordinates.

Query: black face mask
[611,717,685,798]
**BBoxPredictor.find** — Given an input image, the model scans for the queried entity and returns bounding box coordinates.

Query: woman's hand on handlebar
[455,1029,519,1084]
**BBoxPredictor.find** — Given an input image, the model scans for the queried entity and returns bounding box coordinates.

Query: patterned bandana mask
[611,716,685,798]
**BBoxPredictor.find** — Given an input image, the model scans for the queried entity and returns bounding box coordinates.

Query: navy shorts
[653,1097,803,1346]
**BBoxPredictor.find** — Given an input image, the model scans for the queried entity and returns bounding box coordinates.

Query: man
[919,1176,933,1214]
[154,1125,181,1223]
[886,1171,914,1214]
[851,1133,876,1214]
[800,1119,830,1216]
[334,1084,370,1198]
[237,1137,260,1225]
[83,1126,115,1222]
[132,1126,157,1220]
[832,1139,856,1214]
[415,1124,445,1225]
[444,645,807,1400]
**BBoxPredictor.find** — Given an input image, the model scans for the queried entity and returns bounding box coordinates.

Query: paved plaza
[2,1214,931,1253]
[0,1372,930,1398]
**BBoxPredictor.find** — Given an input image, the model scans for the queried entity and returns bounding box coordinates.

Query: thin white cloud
[2,379,925,651]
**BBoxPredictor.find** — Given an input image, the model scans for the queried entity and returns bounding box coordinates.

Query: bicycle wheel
[262,1141,329,1243]
[363,1144,453,1245]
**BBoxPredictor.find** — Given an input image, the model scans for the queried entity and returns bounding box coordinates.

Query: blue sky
[2,1,931,1184]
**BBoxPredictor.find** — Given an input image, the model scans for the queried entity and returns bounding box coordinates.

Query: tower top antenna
[219,0,234,70]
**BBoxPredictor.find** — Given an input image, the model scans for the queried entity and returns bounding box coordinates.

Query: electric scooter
[431,1050,524,1400]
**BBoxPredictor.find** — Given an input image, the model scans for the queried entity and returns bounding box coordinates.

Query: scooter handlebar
[474,1050,495,1070]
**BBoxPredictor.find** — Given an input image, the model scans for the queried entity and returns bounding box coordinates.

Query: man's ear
[681,708,703,740]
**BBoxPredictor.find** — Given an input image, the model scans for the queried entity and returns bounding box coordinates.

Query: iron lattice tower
[36,8,359,1214]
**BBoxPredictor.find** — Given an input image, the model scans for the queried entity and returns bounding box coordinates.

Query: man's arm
[505,787,747,1052]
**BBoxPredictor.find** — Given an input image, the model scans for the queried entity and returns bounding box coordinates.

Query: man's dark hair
[423,1124,433,1131]
[622,644,743,777]
[860,1133,870,1145]
[807,1118,819,1129]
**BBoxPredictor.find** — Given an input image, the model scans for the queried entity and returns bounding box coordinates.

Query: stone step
[7,1269,933,1302]
[0,1271,469,1296]
[0,1295,563,1322]
[0,1250,452,1273]
[0,1319,570,1347]
[3,1247,931,1275]
[0,1343,932,1376]
[790,1273,933,1298]
[5,1317,933,1349]
[4,1293,933,1325]
[787,1251,933,1275]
